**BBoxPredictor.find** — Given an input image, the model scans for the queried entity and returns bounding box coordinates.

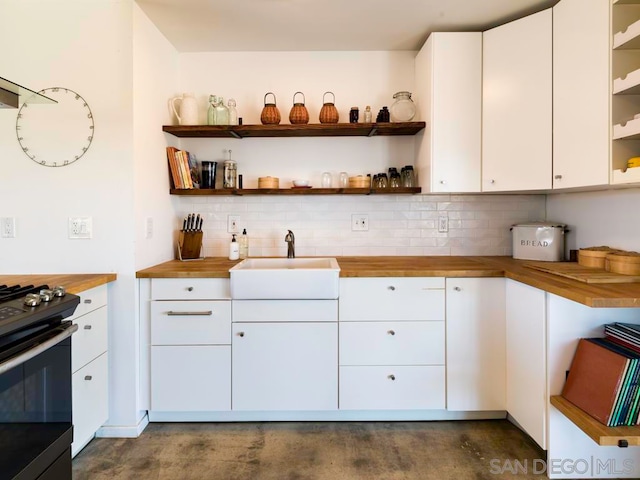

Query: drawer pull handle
[167,311,213,316]
[554,174,563,180]
[238,332,245,337]
[187,287,194,292]
[387,286,396,291]
[388,374,396,381]
[387,330,395,336]
[84,375,93,381]
[453,286,461,292]
[84,325,92,330]
[84,299,92,304]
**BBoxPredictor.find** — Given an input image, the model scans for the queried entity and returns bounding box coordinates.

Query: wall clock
[15,87,94,167]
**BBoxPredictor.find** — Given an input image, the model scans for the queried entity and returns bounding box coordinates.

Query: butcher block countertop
[136,256,640,308]
[0,273,117,294]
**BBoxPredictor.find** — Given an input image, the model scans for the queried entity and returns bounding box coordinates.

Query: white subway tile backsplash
[178,193,545,257]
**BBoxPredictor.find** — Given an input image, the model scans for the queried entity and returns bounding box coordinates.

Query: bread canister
[511,222,567,261]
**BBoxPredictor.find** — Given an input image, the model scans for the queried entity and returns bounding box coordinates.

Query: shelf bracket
[229,131,242,139]
[367,127,378,137]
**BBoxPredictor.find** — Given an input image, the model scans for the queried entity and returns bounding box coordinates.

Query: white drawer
[339,365,445,410]
[340,321,444,366]
[72,352,109,457]
[151,345,231,412]
[151,278,230,300]
[68,285,107,321]
[232,300,338,322]
[339,277,445,321]
[72,306,108,373]
[151,300,231,345]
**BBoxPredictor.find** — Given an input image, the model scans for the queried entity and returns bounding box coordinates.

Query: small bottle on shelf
[215,96,230,125]
[207,95,217,125]
[228,98,238,126]
[364,105,372,123]
[229,234,240,260]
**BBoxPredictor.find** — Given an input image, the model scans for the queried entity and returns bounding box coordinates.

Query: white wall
[546,187,640,253]
[0,0,144,432]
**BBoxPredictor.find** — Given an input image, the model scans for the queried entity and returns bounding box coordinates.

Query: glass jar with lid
[390,91,416,122]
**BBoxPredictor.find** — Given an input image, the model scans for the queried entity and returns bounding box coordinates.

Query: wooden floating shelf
[170,187,422,196]
[551,395,640,447]
[163,122,426,138]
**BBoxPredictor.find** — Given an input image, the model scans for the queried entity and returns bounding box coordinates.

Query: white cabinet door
[232,323,338,411]
[71,305,107,374]
[482,9,552,192]
[553,0,610,189]
[446,278,506,411]
[151,345,231,411]
[505,279,547,449]
[72,352,108,457]
[415,32,482,192]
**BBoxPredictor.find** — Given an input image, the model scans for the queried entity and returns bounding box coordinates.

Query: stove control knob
[39,289,54,302]
[24,293,42,307]
[52,286,66,297]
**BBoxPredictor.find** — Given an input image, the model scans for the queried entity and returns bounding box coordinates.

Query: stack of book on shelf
[562,326,640,427]
[166,146,199,189]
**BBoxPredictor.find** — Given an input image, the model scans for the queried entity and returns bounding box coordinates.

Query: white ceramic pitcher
[169,93,198,125]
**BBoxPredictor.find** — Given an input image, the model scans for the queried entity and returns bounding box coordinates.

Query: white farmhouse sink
[229,257,340,299]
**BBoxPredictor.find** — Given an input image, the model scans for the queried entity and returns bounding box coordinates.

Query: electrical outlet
[227,215,240,233]
[69,217,92,239]
[438,215,449,233]
[351,214,369,231]
[1,217,16,238]
[145,217,153,239]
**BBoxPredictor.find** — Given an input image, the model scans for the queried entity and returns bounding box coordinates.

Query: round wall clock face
[15,87,94,167]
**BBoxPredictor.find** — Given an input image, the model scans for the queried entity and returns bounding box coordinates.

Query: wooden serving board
[524,261,640,284]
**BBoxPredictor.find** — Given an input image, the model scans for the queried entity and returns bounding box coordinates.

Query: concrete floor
[72,420,548,480]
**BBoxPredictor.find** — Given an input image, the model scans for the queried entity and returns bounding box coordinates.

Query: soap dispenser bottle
[229,234,240,260]
[239,228,249,259]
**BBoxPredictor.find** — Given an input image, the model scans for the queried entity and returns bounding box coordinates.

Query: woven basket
[319,91,339,124]
[348,175,369,188]
[605,251,640,275]
[260,92,281,125]
[578,246,620,268]
[289,92,309,125]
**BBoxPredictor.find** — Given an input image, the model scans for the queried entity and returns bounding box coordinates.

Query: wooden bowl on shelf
[578,246,620,268]
[348,175,369,188]
[605,251,640,275]
[258,176,279,189]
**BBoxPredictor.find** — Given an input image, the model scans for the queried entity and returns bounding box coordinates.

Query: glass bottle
[239,228,249,259]
[401,165,415,187]
[364,105,372,123]
[207,95,217,126]
[228,98,238,126]
[390,91,416,122]
[223,150,237,189]
[389,167,401,188]
[215,96,230,125]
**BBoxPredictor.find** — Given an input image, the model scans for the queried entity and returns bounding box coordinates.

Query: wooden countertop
[135,256,640,308]
[0,273,117,294]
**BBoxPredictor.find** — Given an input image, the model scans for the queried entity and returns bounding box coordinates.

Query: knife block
[177,231,204,261]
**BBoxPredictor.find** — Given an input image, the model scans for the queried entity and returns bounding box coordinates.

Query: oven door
[0,321,77,480]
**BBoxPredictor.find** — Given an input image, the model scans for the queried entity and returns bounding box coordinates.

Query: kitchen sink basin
[229,257,340,299]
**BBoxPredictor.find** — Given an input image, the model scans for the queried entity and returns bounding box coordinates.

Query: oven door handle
[0,323,78,375]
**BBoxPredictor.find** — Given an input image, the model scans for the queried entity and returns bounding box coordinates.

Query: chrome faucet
[284,230,295,258]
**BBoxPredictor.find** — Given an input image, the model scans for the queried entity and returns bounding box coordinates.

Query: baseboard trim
[96,413,149,438]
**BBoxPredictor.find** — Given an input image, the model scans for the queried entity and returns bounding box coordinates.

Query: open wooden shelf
[170,187,422,196]
[163,122,426,139]
[551,395,640,447]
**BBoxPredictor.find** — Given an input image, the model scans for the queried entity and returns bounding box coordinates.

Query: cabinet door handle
[84,324,92,330]
[554,174,562,180]
[237,332,245,337]
[453,286,461,292]
[84,299,92,304]
[84,375,93,381]
[387,330,395,336]
[388,374,396,381]
[387,286,396,291]
[187,287,194,292]
[489,179,495,184]
[440,180,446,185]
[167,311,212,316]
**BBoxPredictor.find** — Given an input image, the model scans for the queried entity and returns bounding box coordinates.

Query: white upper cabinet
[415,32,482,193]
[482,9,553,192]
[553,0,610,189]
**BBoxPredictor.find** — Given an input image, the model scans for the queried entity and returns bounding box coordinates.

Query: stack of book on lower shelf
[166,146,199,189]
[562,324,640,427]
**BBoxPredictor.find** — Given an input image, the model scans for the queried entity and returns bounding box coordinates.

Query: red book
[562,338,630,426]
